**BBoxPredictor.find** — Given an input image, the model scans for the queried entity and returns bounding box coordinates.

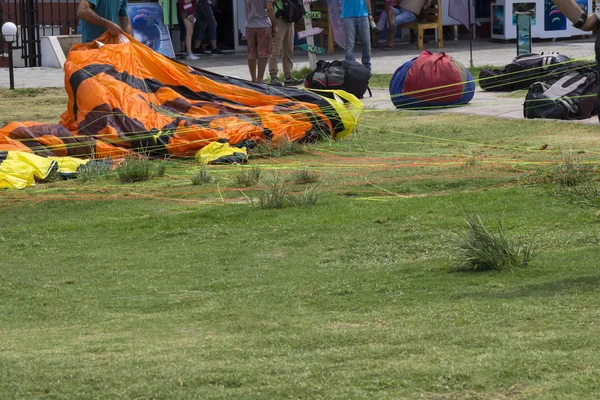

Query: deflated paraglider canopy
[0,32,362,160]
[0,33,362,189]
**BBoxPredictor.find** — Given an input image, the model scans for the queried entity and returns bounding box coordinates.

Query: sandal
[383,46,394,51]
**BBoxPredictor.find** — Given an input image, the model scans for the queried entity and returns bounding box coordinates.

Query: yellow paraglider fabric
[195,141,248,164]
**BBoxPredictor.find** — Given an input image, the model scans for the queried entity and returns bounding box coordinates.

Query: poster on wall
[512,3,536,25]
[492,5,505,35]
[127,3,176,58]
[575,0,588,13]
[544,0,566,31]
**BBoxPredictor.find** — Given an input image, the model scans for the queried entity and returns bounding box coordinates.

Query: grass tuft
[234,165,262,187]
[292,166,319,184]
[452,213,537,272]
[256,179,288,209]
[154,162,167,177]
[552,151,596,188]
[251,137,306,159]
[288,185,321,207]
[78,160,112,182]
[117,157,152,183]
[191,164,215,185]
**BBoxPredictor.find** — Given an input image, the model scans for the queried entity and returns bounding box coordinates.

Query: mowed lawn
[2,88,600,399]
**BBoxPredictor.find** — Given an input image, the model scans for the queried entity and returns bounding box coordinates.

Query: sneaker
[284,77,303,86]
[193,48,210,56]
[211,48,226,55]
[269,78,283,86]
[185,52,199,61]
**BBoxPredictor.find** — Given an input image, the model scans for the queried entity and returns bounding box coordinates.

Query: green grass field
[2,88,600,399]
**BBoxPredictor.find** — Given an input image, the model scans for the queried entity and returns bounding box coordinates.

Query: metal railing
[1,0,79,67]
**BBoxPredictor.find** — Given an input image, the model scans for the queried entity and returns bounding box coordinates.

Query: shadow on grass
[456,274,600,299]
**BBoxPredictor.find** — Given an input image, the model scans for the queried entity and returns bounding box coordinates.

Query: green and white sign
[299,43,326,55]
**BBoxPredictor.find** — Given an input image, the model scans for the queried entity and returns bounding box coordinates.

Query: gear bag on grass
[523,69,598,120]
[274,0,304,23]
[479,52,583,92]
[304,60,372,99]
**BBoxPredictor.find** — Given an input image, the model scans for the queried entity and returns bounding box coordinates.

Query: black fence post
[26,0,37,67]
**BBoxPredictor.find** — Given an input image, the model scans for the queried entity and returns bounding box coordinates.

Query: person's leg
[281,20,294,80]
[394,8,417,25]
[246,28,259,81]
[256,27,274,83]
[269,18,286,82]
[193,6,207,50]
[248,59,257,82]
[343,18,357,62]
[376,10,388,31]
[385,23,396,49]
[183,17,196,57]
[357,16,371,69]
[205,5,218,50]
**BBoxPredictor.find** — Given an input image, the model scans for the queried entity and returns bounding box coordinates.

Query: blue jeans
[343,17,371,70]
[376,7,417,31]
[194,0,217,42]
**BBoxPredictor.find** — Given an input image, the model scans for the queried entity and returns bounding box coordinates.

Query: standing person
[244,0,278,83]
[193,0,225,55]
[178,0,200,60]
[268,0,303,86]
[341,0,375,69]
[372,0,430,50]
[77,0,133,43]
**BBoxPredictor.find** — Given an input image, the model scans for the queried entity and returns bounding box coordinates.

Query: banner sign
[299,43,326,55]
[304,11,321,19]
[326,0,346,49]
[297,27,324,39]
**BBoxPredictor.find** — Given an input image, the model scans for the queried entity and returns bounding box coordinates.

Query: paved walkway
[1,36,598,124]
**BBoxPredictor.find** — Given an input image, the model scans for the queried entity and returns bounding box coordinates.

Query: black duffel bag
[304,60,371,99]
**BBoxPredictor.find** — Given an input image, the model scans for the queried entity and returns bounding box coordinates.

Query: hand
[188,15,196,23]
[107,21,124,35]
[369,15,374,22]
[272,25,279,34]
[581,13,597,31]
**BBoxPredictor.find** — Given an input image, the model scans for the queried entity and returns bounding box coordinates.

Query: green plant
[288,185,321,207]
[78,160,113,182]
[251,138,306,159]
[191,164,215,185]
[154,162,167,177]
[452,213,536,271]
[552,151,596,188]
[256,179,288,209]
[117,157,151,183]
[234,165,262,187]
[292,166,319,184]
[556,180,600,208]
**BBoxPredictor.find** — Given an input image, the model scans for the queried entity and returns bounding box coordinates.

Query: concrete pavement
[1,36,598,124]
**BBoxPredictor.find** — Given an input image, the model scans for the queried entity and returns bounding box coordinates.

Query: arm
[77,0,123,35]
[551,0,597,31]
[366,0,374,22]
[119,15,133,35]
[266,1,279,33]
[118,0,133,35]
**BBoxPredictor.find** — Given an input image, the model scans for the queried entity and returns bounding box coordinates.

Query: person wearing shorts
[244,0,278,83]
[178,0,200,60]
